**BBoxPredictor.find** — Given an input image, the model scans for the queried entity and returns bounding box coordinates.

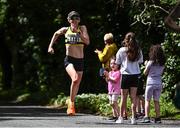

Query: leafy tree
[0,0,179,104]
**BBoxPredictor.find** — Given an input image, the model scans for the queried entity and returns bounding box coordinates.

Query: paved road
[0,105,180,127]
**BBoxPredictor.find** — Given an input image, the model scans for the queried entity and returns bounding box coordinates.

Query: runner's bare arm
[79,25,90,45]
[48,27,68,54]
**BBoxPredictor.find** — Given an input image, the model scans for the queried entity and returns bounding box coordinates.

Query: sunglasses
[71,16,80,20]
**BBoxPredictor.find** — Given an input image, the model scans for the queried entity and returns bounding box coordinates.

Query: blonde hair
[104,33,113,41]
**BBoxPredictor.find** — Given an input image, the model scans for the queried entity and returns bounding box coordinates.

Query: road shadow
[0,105,68,117]
[0,100,85,118]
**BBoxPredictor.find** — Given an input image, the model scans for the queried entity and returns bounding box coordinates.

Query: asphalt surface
[0,104,180,127]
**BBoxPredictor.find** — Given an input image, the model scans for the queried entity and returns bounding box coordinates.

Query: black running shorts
[64,56,84,71]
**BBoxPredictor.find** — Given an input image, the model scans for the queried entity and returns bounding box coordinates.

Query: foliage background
[0,0,179,106]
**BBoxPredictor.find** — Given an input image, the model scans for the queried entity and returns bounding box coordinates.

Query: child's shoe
[115,117,123,124]
[154,117,161,123]
[142,116,150,123]
[108,116,118,121]
[136,112,144,119]
[123,116,128,120]
[131,117,137,125]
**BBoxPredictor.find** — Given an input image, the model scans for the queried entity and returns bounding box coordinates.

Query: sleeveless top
[65,27,83,46]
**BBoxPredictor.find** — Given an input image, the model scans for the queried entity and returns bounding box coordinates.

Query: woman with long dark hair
[115,32,143,124]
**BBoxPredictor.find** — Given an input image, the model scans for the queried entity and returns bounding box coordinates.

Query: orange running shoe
[66,99,75,116]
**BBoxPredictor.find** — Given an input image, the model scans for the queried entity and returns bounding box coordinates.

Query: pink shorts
[145,85,162,101]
